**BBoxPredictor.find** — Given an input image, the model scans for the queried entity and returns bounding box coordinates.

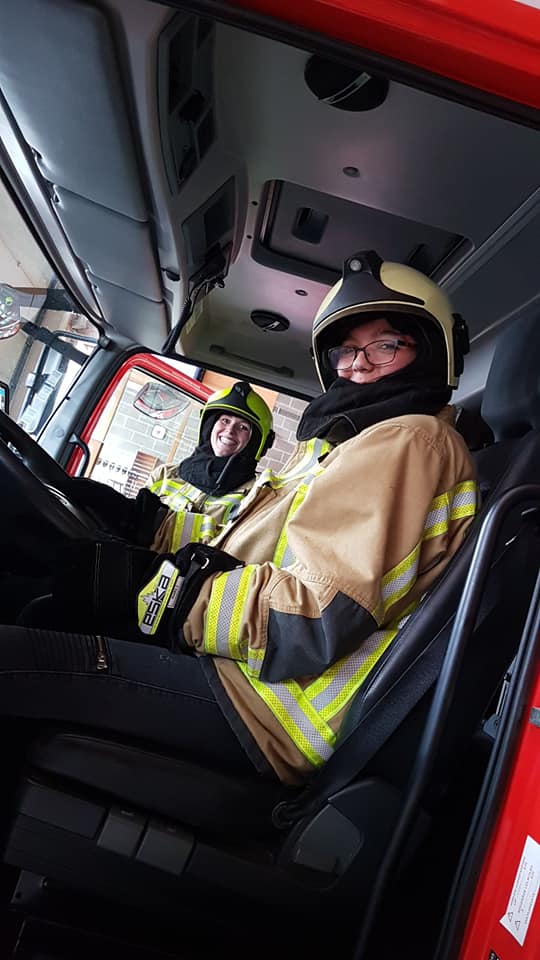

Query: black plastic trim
[434,569,540,960]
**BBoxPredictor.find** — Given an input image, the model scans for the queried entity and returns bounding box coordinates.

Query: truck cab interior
[0,1,539,958]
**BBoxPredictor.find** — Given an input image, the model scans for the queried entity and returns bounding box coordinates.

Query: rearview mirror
[133,381,190,420]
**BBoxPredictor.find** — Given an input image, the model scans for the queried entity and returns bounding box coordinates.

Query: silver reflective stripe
[308,610,413,719]
[201,515,217,541]
[279,438,331,484]
[174,512,201,550]
[261,682,335,762]
[212,567,247,657]
[381,481,478,615]
[273,467,324,567]
[423,481,478,540]
[381,543,421,610]
[237,664,335,767]
[204,566,255,659]
[228,499,243,521]
[257,439,332,494]
[280,543,295,568]
[206,492,245,523]
[159,480,203,512]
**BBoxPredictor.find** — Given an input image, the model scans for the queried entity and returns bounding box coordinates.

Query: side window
[0,179,98,437]
[83,366,203,498]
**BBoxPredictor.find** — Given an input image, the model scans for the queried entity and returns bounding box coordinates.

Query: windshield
[0,179,98,436]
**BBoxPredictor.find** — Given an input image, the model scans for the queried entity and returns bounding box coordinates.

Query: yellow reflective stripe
[255,467,281,490]
[423,481,478,540]
[237,663,335,767]
[257,439,332,493]
[201,515,217,542]
[272,468,324,568]
[305,600,418,720]
[381,541,422,615]
[183,483,201,499]
[228,567,254,660]
[272,528,291,568]
[170,513,187,553]
[205,492,245,523]
[203,565,256,659]
[278,438,332,484]
[207,493,244,506]
[381,481,478,614]
[149,479,184,498]
[246,644,265,677]
[170,512,205,551]
[204,573,228,656]
[151,479,204,512]
[272,482,309,566]
[318,626,399,721]
[286,438,331,478]
[239,602,420,763]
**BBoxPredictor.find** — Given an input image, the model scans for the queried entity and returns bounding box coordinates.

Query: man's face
[332,316,417,385]
[210,414,253,456]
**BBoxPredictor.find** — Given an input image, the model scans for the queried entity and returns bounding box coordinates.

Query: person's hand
[136,542,244,650]
[52,539,244,647]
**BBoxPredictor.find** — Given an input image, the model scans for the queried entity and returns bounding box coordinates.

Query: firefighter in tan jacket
[133,250,478,784]
[146,381,275,551]
[42,250,478,786]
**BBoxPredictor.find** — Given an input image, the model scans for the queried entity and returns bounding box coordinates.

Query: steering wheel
[0,409,100,541]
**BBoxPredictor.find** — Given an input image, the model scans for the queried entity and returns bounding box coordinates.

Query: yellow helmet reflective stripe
[312,250,470,390]
[199,381,274,461]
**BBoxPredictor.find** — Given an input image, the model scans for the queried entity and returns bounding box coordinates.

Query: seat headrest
[481,314,540,440]
[455,406,494,451]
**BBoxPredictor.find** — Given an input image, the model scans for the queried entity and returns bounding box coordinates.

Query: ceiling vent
[251,310,290,332]
[304,56,389,112]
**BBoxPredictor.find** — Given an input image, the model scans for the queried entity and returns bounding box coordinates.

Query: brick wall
[99,379,202,469]
[94,376,306,493]
[258,393,307,474]
[94,379,203,494]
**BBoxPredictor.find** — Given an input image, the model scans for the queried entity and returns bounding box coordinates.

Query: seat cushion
[29,729,292,839]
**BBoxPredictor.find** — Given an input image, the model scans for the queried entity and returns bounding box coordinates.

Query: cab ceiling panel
[0,0,167,348]
[253,181,470,286]
[213,29,540,245]
[55,190,163,302]
[180,23,540,396]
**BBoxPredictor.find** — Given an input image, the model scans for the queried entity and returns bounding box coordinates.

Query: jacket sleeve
[183,421,477,682]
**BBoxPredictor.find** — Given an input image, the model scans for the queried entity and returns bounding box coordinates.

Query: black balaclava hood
[297,313,452,443]
[176,409,261,495]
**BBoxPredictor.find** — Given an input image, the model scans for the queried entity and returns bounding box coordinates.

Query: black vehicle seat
[3,314,540,909]
[454,405,494,452]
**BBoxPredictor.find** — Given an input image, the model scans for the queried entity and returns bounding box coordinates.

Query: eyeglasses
[327,338,415,370]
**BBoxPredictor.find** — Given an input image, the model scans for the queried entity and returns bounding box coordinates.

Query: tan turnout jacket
[148,463,255,550]
[156,407,478,783]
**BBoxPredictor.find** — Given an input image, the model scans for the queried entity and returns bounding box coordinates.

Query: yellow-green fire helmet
[312,250,470,390]
[199,381,275,460]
